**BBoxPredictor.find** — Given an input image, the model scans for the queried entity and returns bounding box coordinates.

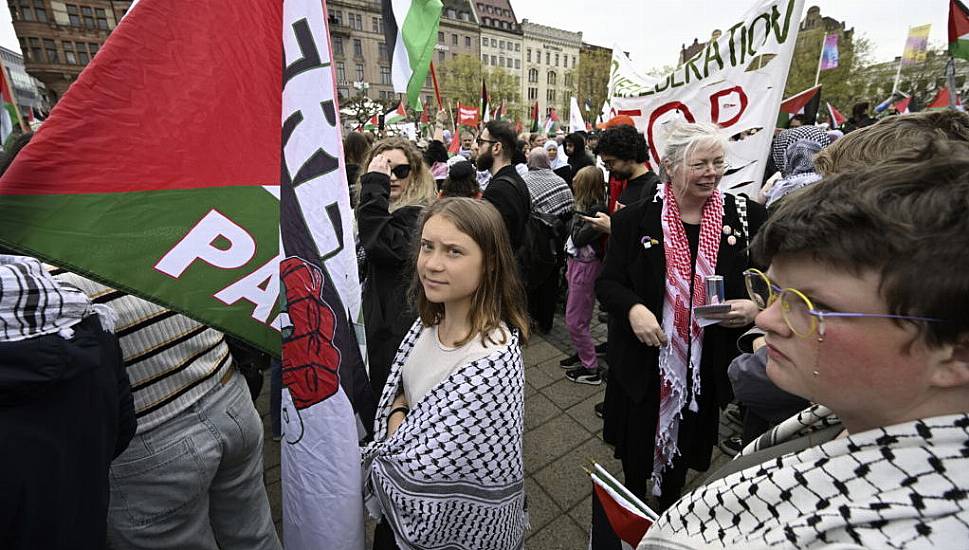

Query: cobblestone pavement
[260,303,743,548]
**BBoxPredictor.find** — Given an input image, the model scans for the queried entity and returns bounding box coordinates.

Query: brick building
[10,0,133,103]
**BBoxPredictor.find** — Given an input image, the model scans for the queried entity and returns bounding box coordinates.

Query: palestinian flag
[382,0,443,109]
[778,85,821,126]
[530,101,540,132]
[363,113,380,131]
[826,102,845,128]
[0,0,281,355]
[589,463,657,549]
[0,59,25,144]
[927,86,962,110]
[384,100,407,125]
[951,0,969,60]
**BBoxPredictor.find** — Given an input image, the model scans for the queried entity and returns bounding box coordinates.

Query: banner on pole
[902,24,932,65]
[608,45,660,99]
[820,33,839,70]
[612,0,805,197]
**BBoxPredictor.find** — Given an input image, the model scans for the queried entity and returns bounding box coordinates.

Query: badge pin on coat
[641,236,659,250]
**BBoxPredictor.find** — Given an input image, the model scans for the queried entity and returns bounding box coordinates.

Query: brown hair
[752,138,969,347]
[572,165,605,211]
[358,137,437,211]
[410,197,529,346]
[814,110,969,176]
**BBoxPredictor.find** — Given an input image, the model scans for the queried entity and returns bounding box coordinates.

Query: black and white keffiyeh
[639,404,969,549]
[0,255,112,342]
[362,320,527,550]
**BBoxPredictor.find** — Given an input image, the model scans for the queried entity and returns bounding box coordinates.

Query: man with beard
[479,120,530,251]
[595,124,660,210]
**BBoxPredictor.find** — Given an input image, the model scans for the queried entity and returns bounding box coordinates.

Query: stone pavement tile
[263,432,281,470]
[541,377,602,410]
[525,363,557,390]
[525,392,561,431]
[525,381,537,399]
[523,338,565,366]
[532,436,615,512]
[565,391,605,434]
[567,495,593,536]
[265,467,281,523]
[525,514,588,550]
[524,414,593,474]
[525,477,562,534]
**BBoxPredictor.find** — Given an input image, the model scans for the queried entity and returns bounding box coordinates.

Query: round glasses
[743,268,945,339]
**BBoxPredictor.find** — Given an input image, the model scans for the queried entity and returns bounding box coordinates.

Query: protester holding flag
[357,137,437,397]
[362,197,529,550]
[596,122,766,509]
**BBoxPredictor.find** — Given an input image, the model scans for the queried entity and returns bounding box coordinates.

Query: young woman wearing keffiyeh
[639,138,969,549]
[362,198,530,550]
[596,122,767,510]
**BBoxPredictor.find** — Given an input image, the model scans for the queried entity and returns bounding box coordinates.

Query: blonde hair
[659,121,727,183]
[572,166,605,211]
[359,137,437,211]
[410,198,529,347]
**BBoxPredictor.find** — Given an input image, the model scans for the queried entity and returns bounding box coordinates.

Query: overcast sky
[0,1,950,70]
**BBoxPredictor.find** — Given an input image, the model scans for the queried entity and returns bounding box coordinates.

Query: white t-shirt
[401,322,509,406]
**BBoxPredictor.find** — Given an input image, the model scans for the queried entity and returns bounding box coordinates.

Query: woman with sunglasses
[597,122,767,509]
[358,137,438,398]
[639,141,969,548]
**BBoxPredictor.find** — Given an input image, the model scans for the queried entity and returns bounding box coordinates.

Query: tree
[577,47,611,124]
[784,29,873,114]
[438,53,524,122]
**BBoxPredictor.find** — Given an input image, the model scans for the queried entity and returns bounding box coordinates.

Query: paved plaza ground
[258,305,741,548]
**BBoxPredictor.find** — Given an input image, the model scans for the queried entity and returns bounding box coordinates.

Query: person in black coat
[596,122,767,509]
[357,137,438,398]
[478,121,530,251]
[564,132,594,177]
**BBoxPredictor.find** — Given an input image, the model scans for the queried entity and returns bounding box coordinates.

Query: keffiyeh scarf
[639,404,969,549]
[0,255,112,342]
[362,321,527,550]
[653,187,723,495]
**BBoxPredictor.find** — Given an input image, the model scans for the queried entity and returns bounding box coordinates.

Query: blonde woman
[358,137,437,397]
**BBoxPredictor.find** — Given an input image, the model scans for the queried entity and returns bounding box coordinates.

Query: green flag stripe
[400,0,442,108]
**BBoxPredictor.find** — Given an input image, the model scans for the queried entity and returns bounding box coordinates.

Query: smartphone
[574,210,596,217]
[694,304,732,316]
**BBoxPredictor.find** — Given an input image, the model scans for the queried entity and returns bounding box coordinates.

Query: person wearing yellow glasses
[639,140,969,549]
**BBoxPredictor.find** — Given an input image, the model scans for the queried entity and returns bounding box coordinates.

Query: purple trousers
[565,257,603,370]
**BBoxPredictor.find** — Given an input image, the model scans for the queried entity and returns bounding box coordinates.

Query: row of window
[477,3,512,18]
[482,54,520,70]
[65,4,110,30]
[329,10,383,33]
[335,62,392,86]
[481,17,515,30]
[526,87,559,102]
[10,0,47,22]
[332,37,391,61]
[482,36,520,52]
[527,69,573,87]
[437,32,474,49]
[21,36,101,66]
[526,48,577,69]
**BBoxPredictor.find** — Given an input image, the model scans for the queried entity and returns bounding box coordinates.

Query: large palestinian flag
[382,0,443,108]
[950,0,969,60]
[0,0,282,354]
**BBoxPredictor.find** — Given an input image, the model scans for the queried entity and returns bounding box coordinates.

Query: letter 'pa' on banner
[613,0,805,197]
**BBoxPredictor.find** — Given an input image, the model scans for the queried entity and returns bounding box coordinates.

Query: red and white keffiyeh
[652,186,723,495]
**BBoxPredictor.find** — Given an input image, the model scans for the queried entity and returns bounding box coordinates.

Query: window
[95,8,108,30]
[67,4,81,26]
[44,39,59,63]
[446,8,456,18]
[482,36,487,46]
[499,40,504,50]
[29,37,44,62]
[438,50,445,63]
[546,52,550,65]
[547,88,556,102]
[490,38,497,47]
[565,73,573,87]
[88,42,99,58]
[330,10,343,25]
[438,31,444,43]
[351,13,363,30]
[515,59,520,69]
[353,39,363,57]
[573,56,577,68]
[355,64,364,81]
[465,36,471,47]
[526,49,531,62]
[333,37,344,55]
[19,38,30,61]
[528,87,537,100]
[33,0,48,22]
[336,62,346,81]
[372,16,383,33]
[377,42,388,61]
[555,53,559,66]
[482,53,488,63]
[81,6,95,29]
[499,56,504,67]
[491,55,496,65]
[380,66,391,85]
[547,71,556,85]
[528,68,538,83]
[515,43,520,52]
[77,42,89,64]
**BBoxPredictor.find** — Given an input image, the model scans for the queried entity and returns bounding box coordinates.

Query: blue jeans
[106,370,281,550]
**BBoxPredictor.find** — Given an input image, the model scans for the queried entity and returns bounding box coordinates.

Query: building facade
[0,45,45,115]
[10,0,133,102]
[521,19,581,119]
[472,0,523,92]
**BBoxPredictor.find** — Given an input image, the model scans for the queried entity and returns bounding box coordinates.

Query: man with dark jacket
[595,124,660,210]
[479,120,530,250]
[0,255,135,550]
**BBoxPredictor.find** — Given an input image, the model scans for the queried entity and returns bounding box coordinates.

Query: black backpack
[518,209,567,291]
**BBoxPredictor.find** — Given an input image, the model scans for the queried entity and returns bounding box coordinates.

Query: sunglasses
[390,164,412,179]
[743,268,944,339]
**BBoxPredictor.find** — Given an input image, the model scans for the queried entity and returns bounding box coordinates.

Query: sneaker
[718,436,743,457]
[594,401,604,418]
[565,366,603,386]
[559,353,581,368]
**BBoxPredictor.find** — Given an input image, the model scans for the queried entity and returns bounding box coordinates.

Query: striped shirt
[53,270,233,434]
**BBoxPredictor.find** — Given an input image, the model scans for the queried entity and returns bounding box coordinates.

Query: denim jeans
[106,370,281,550]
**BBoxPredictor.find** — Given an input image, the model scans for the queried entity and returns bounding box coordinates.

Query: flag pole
[892,26,911,95]
[946,56,959,110]
[429,62,443,111]
[814,32,826,87]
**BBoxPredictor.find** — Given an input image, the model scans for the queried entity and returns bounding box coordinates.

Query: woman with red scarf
[596,122,767,510]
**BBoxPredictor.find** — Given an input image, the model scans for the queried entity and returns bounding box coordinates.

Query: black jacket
[0,315,135,550]
[570,201,608,259]
[483,164,530,251]
[358,171,423,396]
[565,133,594,175]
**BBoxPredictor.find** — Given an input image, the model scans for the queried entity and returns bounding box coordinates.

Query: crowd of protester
[2,101,967,549]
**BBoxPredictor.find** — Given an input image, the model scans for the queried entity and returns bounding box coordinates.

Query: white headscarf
[544,140,566,170]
